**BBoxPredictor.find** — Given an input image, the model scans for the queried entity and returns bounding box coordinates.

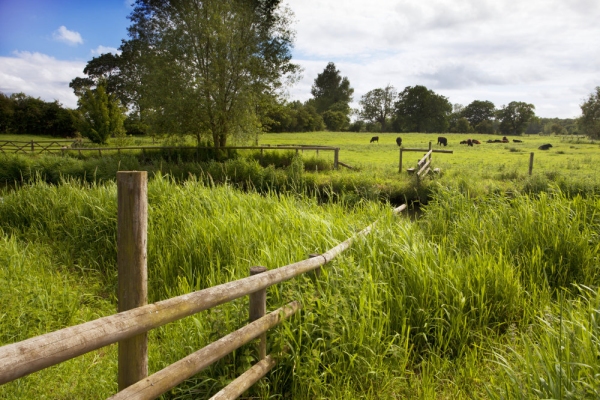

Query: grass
[1,131,600,397]
[1,175,599,398]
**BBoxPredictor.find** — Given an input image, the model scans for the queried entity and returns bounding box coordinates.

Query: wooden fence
[0,139,84,155]
[399,142,453,176]
[0,171,405,399]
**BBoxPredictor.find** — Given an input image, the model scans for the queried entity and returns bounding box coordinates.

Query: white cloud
[91,45,121,56]
[0,51,85,108]
[285,0,600,118]
[52,26,84,46]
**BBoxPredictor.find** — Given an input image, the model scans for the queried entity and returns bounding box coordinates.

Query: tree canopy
[0,92,77,137]
[310,62,354,118]
[462,100,496,127]
[115,0,298,147]
[497,101,536,135]
[394,85,452,133]
[579,87,600,138]
[358,85,396,132]
[75,82,126,144]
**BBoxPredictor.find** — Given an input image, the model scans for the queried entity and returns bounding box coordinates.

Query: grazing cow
[513,139,523,143]
[370,136,379,143]
[396,137,402,146]
[467,139,473,147]
[472,139,481,145]
[538,143,553,150]
[437,136,448,146]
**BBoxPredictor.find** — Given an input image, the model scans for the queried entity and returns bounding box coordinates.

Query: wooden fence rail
[399,142,453,175]
[0,171,406,398]
[0,140,84,155]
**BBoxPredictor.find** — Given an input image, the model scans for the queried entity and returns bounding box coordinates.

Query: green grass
[1,176,599,398]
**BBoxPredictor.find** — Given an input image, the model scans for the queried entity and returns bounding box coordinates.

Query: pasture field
[0,175,599,399]
[257,131,600,179]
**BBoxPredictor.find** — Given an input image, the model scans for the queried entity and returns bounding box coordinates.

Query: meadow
[0,132,599,398]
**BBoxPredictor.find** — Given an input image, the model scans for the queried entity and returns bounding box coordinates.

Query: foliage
[124,0,298,148]
[462,100,496,127]
[474,120,495,134]
[75,83,126,144]
[393,85,452,133]
[358,85,397,132]
[497,101,536,135]
[0,92,77,137]
[310,62,354,118]
[322,110,349,131]
[264,100,324,132]
[579,86,600,138]
[454,117,473,133]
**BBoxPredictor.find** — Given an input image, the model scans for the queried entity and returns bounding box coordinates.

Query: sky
[1,0,599,119]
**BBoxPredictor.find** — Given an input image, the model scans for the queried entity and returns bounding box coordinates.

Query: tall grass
[1,177,599,398]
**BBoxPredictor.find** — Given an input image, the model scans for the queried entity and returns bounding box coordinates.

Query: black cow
[437,136,448,146]
[460,140,468,145]
[538,143,553,150]
[467,139,473,147]
[513,139,523,143]
[370,136,379,143]
[396,137,402,146]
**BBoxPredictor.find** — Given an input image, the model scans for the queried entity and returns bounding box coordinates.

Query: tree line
[0,92,77,137]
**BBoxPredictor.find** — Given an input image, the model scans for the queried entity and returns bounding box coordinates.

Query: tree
[579,87,600,138]
[123,0,298,148]
[393,85,452,133]
[455,117,473,133]
[358,85,397,132]
[76,83,125,144]
[497,101,536,135]
[322,110,348,131]
[310,62,354,117]
[462,100,495,127]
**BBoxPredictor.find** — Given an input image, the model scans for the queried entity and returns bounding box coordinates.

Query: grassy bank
[1,177,598,398]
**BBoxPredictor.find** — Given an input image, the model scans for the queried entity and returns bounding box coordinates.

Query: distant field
[258,131,600,179]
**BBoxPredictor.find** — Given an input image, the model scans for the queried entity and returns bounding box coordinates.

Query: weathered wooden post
[117,171,148,390]
[30,140,34,153]
[398,148,403,173]
[334,148,339,170]
[249,266,267,360]
[529,152,534,176]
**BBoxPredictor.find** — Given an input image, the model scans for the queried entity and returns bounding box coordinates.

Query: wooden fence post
[31,140,34,153]
[529,152,534,176]
[249,266,267,360]
[398,148,403,173]
[334,148,339,170]
[117,171,148,390]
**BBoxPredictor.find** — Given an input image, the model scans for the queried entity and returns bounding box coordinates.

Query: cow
[396,137,402,146]
[513,139,523,143]
[460,140,468,145]
[467,139,473,147]
[437,136,448,146]
[370,136,379,143]
[538,143,553,150]
[501,136,509,143]
[472,139,481,145]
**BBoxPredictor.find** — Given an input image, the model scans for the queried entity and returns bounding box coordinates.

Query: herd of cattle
[369,136,553,150]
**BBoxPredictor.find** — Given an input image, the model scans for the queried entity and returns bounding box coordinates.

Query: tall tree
[75,82,126,144]
[394,85,452,133]
[124,0,298,147]
[358,85,397,132]
[497,101,536,135]
[462,100,495,127]
[310,62,354,117]
[579,87,600,138]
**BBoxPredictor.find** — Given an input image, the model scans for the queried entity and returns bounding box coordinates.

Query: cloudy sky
[1,0,599,118]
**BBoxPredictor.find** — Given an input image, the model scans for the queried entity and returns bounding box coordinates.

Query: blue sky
[1,0,599,119]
